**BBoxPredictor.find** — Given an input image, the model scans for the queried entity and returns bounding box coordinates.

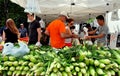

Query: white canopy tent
[106,9,120,33]
[10,0,120,22]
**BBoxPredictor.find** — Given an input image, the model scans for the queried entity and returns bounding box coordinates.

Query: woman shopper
[65,18,75,47]
[2,18,19,43]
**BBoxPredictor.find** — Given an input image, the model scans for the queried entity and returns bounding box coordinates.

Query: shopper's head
[70,25,75,30]
[96,15,105,26]
[66,18,74,27]
[70,26,75,32]
[27,13,35,22]
[59,11,68,22]
[20,23,24,28]
[6,18,19,35]
[85,23,93,31]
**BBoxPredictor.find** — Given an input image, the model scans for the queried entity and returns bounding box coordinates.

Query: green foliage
[0,45,120,76]
[0,0,27,27]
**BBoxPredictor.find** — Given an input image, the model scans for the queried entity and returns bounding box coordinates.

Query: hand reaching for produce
[35,42,42,47]
[72,34,78,38]
[85,36,91,40]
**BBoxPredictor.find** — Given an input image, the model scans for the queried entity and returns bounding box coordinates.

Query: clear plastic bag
[2,41,30,57]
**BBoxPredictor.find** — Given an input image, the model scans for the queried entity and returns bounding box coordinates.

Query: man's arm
[60,33,72,38]
[62,27,74,38]
[61,33,78,38]
[86,33,105,39]
[88,29,97,35]
[2,31,6,41]
[25,32,28,37]
[25,28,28,37]
[45,30,50,36]
[37,28,42,42]
[44,28,75,38]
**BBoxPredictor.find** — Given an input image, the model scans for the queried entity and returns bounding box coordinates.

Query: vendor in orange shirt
[45,12,76,49]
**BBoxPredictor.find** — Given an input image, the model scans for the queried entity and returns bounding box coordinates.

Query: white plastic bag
[85,40,93,45]
[83,27,88,38]
[35,42,42,47]
[2,42,30,57]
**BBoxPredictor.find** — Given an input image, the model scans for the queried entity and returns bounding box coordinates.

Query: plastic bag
[2,41,30,57]
[72,38,80,46]
[85,40,93,45]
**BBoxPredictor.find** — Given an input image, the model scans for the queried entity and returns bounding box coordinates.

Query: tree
[0,0,27,27]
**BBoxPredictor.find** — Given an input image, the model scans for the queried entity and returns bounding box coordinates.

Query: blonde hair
[6,18,19,35]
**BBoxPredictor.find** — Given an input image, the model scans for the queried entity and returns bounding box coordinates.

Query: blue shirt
[19,28,27,38]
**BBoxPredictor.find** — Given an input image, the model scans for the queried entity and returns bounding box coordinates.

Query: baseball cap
[20,23,24,26]
[26,12,34,16]
[60,11,69,19]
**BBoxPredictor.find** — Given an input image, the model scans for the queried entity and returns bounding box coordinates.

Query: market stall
[0,0,120,76]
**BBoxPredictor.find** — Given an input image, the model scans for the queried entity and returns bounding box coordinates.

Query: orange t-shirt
[46,19,66,48]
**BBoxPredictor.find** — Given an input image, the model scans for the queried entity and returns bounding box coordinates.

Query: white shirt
[65,26,72,43]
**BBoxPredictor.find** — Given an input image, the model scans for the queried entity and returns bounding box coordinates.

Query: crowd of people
[0,12,109,49]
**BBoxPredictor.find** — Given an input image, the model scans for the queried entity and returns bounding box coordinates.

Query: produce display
[0,44,120,76]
